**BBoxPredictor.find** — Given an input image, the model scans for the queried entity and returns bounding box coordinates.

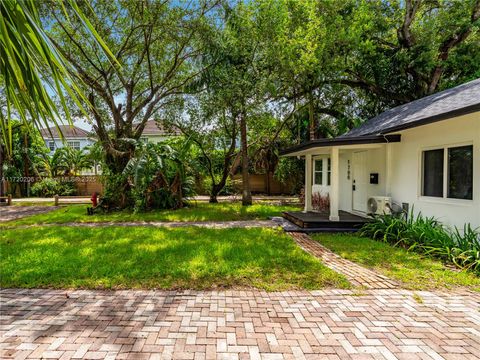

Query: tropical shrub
[298,189,330,212]
[361,212,480,274]
[31,178,75,197]
[122,142,195,212]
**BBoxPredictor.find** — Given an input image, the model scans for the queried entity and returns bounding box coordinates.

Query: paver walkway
[0,206,59,222]
[1,288,479,360]
[289,233,399,289]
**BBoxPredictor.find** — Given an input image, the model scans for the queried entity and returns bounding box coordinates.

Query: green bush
[360,212,480,274]
[123,142,195,212]
[30,178,76,197]
[202,176,235,196]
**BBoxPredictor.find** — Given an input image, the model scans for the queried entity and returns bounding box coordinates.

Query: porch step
[282,211,370,233]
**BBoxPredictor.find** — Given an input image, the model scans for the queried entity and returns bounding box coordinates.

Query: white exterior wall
[45,137,92,154]
[311,148,387,213]
[389,112,480,229]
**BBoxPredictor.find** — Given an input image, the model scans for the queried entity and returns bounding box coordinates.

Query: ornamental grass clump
[360,212,480,274]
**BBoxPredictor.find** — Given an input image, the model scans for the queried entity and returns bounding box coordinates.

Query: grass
[0,226,349,291]
[312,233,480,292]
[2,202,299,226]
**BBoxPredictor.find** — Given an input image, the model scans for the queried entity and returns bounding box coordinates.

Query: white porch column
[329,147,340,221]
[304,153,312,212]
[385,144,393,196]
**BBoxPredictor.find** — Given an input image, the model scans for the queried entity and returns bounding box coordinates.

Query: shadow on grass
[2,202,302,226]
[1,226,349,291]
[313,233,480,291]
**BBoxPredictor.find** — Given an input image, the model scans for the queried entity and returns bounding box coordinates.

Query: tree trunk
[209,142,237,204]
[240,110,252,206]
[102,148,134,209]
[308,92,315,141]
[0,143,4,198]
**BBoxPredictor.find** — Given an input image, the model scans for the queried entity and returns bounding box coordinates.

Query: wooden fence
[73,176,103,196]
[231,173,294,195]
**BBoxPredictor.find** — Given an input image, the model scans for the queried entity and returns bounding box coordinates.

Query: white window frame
[67,141,81,150]
[313,156,331,187]
[419,141,474,203]
[48,141,55,152]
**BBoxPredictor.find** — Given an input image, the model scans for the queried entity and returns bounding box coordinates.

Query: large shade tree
[266,0,480,141]
[46,0,217,207]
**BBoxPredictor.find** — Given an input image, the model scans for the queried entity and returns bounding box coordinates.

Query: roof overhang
[379,103,480,135]
[280,134,401,156]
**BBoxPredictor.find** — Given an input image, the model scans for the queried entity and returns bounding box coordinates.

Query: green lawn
[0,226,348,291]
[312,233,480,292]
[2,202,299,226]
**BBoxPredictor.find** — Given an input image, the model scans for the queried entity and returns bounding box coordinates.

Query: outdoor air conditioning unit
[367,196,392,215]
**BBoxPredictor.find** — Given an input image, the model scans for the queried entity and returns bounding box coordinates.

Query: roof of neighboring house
[137,120,180,136]
[40,125,90,139]
[343,77,480,137]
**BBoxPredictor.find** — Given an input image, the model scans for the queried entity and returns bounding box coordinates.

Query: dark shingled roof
[343,77,480,137]
[40,125,90,139]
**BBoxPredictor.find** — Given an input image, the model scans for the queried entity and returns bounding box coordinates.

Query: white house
[281,78,480,229]
[40,125,93,154]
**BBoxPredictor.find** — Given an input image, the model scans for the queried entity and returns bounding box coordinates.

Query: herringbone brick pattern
[289,232,399,289]
[1,288,479,359]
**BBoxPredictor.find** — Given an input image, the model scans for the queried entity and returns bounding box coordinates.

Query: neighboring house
[40,121,179,176]
[138,120,180,143]
[40,125,93,154]
[40,125,99,175]
[281,78,480,229]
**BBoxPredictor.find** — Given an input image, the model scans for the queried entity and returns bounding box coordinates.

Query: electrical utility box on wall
[369,173,379,184]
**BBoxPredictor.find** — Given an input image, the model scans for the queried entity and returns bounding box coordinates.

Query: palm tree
[0,0,114,197]
[59,147,93,176]
[123,141,195,211]
[38,149,67,177]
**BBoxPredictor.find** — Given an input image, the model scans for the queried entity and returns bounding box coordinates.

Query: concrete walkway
[2,220,278,230]
[0,206,59,222]
[1,288,479,360]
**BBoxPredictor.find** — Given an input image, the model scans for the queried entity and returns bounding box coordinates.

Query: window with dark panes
[314,159,323,185]
[422,149,444,197]
[448,145,473,200]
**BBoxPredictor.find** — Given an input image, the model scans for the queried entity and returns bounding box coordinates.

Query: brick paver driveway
[1,288,479,360]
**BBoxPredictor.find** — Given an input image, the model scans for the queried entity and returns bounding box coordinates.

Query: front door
[352,151,367,212]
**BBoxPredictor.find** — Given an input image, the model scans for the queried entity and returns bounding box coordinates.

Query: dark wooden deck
[282,210,370,233]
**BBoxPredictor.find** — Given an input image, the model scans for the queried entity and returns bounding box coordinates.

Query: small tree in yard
[163,91,238,203]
